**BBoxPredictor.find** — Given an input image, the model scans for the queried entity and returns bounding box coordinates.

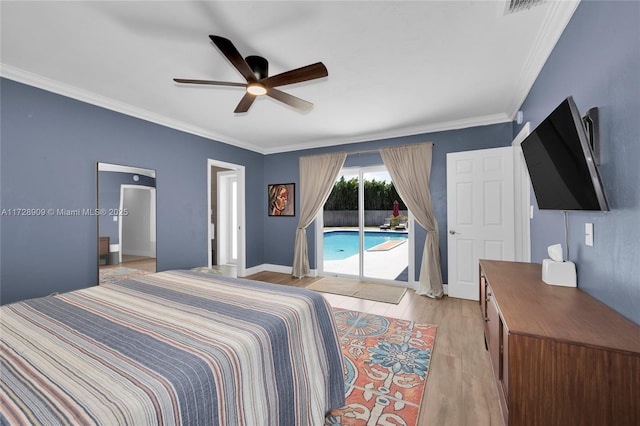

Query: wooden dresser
[479,259,640,426]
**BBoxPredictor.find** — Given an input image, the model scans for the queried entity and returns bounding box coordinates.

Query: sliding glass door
[322,169,359,277]
[321,165,410,284]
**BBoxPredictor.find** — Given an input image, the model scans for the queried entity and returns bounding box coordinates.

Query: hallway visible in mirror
[97,162,156,284]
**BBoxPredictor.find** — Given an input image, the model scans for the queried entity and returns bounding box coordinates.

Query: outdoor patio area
[322,227,409,281]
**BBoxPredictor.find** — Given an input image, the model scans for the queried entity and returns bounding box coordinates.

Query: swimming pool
[323,230,408,261]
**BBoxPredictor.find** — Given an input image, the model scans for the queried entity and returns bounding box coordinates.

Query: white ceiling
[1,1,578,154]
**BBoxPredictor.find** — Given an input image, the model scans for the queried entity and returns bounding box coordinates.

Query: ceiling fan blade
[266,88,313,113]
[234,92,257,113]
[173,78,246,87]
[261,62,328,88]
[209,35,257,83]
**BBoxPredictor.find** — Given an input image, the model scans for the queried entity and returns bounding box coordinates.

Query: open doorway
[119,185,156,264]
[208,159,245,276]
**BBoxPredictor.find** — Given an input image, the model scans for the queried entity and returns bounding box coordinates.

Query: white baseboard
[241,263,291,276]
[241,266,447,296]
[241,263,322,278]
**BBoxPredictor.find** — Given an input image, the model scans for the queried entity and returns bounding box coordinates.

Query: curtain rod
[346,149,380,156]
[346,142,435,156]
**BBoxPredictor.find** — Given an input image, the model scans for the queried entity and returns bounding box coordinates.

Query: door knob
[449,230,457,235]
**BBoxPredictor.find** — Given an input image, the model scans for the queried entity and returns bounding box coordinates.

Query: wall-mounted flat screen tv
[521,96,610,211]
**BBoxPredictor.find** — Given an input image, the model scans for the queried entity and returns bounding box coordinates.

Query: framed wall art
[268,183,295,216]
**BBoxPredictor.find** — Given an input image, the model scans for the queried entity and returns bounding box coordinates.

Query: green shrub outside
[323,177,407,211]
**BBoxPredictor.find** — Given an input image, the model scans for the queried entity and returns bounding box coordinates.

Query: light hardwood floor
[244,271,504,426]
[99,256,156,273]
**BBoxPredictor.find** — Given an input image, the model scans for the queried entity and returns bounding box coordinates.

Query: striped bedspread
[1,271,345,425]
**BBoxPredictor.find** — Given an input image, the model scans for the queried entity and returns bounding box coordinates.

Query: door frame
[445,125,532,299]
[512,123,531,263]
[316,165,414,287]
[446,146,515,300]
[207,159,245,275]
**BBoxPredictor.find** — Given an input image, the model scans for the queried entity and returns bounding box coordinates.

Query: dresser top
[480,259,640,354]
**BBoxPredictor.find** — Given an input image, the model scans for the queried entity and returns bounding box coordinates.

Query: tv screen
[521,96,609,211]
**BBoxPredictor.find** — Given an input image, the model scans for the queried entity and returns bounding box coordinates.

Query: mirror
[97,162,156,283]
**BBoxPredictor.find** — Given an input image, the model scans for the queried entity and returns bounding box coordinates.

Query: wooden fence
[322,210,408,227]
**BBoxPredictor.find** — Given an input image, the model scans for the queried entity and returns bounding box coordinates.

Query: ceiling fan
[173,35,328,113]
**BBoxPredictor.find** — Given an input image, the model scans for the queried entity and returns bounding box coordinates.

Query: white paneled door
[447,147,515,300]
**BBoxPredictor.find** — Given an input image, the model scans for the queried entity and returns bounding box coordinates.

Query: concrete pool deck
[322,227,409,280]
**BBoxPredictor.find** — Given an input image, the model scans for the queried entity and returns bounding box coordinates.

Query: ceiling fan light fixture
[175,36,326,113]
[247,83,267,96]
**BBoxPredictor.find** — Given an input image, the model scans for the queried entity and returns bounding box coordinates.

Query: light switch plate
[585,223,594,246]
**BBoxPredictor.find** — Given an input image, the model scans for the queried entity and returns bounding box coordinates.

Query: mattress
[0,270,345,425]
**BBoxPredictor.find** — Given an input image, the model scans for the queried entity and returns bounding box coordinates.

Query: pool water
[323,230,408,261]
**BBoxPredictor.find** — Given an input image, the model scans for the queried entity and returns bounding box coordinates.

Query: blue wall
[0,75,511,305]
[515,1,639,324]
[3,1,637,326]
[263,124,513,282]
[0,78,264,304]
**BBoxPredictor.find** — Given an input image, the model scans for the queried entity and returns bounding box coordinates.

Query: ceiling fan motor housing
[245,55,268,79]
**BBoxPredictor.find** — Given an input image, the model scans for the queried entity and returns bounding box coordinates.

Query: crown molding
[97,163,156,178]
[0,64,262,153]
[263,112,512,154]
[505,0,580,117]
[2,64,517,156]
[1,2,579,156]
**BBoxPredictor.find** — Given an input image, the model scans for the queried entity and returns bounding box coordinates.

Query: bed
[1,270,345,425]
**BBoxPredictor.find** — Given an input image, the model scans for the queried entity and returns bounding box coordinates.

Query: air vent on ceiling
[504,0,546,15]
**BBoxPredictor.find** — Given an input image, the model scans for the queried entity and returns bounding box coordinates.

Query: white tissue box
[542,259,577,287]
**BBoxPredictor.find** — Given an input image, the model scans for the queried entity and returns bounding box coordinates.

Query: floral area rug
[99,267,150,285]
[327,309,437,426]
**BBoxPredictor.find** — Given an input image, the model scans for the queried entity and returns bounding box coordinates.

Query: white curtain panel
[380,143,444,298]
[292,152,347,277]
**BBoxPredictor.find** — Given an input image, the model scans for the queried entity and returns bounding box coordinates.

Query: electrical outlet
[585,223,594,246]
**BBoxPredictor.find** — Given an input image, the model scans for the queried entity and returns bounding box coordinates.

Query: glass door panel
[362,169,409,282]
[323,170,360,277]
[322,166,409,283]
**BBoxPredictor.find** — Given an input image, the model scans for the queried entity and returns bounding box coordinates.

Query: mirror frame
[97,162,157,283]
